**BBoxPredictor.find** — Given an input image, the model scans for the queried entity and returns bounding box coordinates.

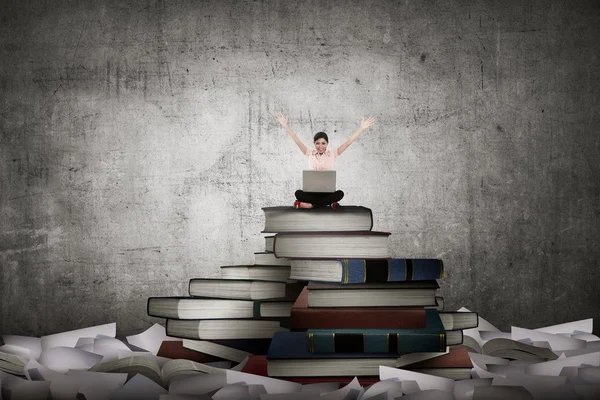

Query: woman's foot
[294,201,313,209]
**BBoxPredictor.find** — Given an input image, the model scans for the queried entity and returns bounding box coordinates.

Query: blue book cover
[339,258,443,284]
[267,332,403,360]
[307,309,446,354]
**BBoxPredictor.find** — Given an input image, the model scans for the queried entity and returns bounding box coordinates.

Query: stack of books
[147,272,304,360]
[240,205,477,384]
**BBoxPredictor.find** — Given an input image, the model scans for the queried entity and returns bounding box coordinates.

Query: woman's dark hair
[313,132,329,143]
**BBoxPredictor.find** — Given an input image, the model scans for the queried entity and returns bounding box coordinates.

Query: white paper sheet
[2,335,43,360]
[38,346,104,373]
[301,382,340,394]
[473,385,533,400]
[511,327,587,351]
[358,379,403,400]
[379,366,454,392]
[453,378,492,400]
[402,389,455,399]
[126,323,178,355]
[168,372,227,395]
[320,377,363,400]
[40,323,115,350]
[225,369,302,394]
[534,319,593,335]
[396,349,449,368]
[526,351,600,376]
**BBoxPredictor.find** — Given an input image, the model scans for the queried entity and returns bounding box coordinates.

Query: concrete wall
[1,0,599,337]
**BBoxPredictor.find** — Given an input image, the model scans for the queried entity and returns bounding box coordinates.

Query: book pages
[109,373,168,400]
[379,366,454,392]
[41,323,116,350]
[126,323,179,355]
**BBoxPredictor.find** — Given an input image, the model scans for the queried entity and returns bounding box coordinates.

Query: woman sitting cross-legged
[276,112,376,209]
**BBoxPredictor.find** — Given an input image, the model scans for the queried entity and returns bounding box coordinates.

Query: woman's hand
[359,116,376,131]
[276,112,289,127]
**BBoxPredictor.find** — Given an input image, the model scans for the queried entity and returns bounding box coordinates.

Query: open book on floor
[88,355,226,388]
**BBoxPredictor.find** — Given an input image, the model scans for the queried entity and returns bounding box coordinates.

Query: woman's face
[314,138,328,154]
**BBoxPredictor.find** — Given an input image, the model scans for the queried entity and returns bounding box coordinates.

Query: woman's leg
[295,190,344,208]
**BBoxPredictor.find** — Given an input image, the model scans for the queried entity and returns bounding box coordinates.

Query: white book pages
[116,350,153,359]
[41,322,116,350]
[479,331,511,341]
[358,379,403,400]
[160,395,212,400]
[183,339,252,363]
[38,346,103,373]
[301,382,340,394]
[511,327,587,351]
[204,361,232,369]
[24,359,82,399]
[468,352,510,368]
[168,372,227,395]
[225,370,302,394]
[379,366,454,392]
[453,378,492,400]
[402,389,455,400]
[559,366,580,377]
[319,377,363,400]
[473,385,532,400]
[126,323,179,355]
[530,341,552,349]
[396,349,449,368]
[556,347,600,358]
[534,319,593,335]
[110,373,168,400]
[470,361,505,379]
[2,335,42,360]
[458,307,500,331]
[67,370,128,400]
[526,351,600,376]
[578,367,600,384]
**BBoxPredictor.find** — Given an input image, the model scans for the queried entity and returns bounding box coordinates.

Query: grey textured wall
[1,0,599,337]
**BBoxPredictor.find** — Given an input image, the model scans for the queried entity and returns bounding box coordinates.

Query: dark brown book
[406,346,472,369]
[156,340,224,363]
[290,287,426,329]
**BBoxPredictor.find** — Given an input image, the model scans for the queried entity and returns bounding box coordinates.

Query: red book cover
[290,287,427,329]
[156,340,224,363]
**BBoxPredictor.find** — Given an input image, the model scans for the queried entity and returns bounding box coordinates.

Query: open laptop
[302,170,336,193]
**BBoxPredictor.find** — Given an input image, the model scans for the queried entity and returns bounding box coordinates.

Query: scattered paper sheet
[525,351,600,376]
[379,366,454,392]
[511,327,587,351]
[359,379,403,400]
[41,323,116,350]
[301,382,341,394]
[38,346,104,373]
[453,378,492,400]
[473,385,533,400]
[534,319,593,335]
[67,369,128,400]
[2,335,42,360]
[225,369,302,394]
[126,324,178,355]
[402,389,455,399]
[168,372,227,395]
[320,377,363,400]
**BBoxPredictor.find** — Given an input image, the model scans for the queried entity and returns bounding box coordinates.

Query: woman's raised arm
[276,112,308,155]
[336,116,376,156]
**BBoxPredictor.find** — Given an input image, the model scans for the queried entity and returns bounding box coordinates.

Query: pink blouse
[305,148,338,170]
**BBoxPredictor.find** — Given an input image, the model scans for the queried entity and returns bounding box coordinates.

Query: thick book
[307,280,439,308]
[290,287,427,329]
[246,347,472,381]
[262,206,373,233]
[166,319,288,340]
[266,332,470,378]
[289,258,444,283]
[254,251,288,265]
[188,278,286,300]
[306,309,447,354]
[273,231,391,259]
[147,297,293,319]
[438,311,478,331]
[220,264,291,282]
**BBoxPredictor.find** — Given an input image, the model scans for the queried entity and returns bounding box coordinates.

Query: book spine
[253,301,261,318]
[339,259,443,284]
[307,330,446,354]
